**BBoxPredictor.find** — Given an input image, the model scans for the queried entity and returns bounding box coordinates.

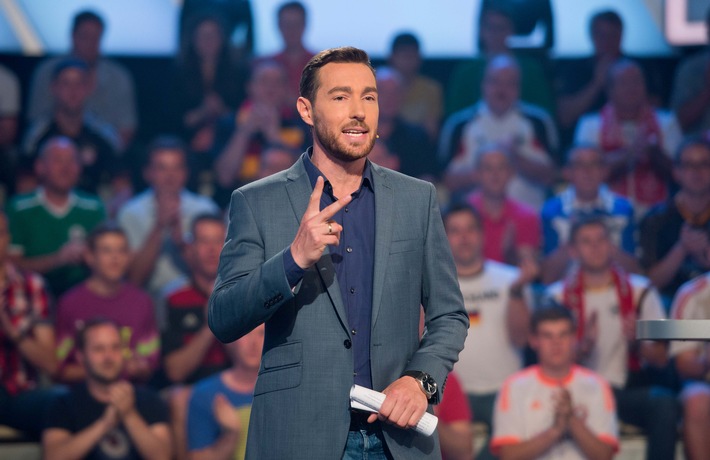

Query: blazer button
[343,339,352,349]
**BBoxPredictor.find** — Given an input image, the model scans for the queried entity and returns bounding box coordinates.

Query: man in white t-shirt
[444,203,536,459]
[669,271,710,460]
[546,215,679,460]
[491,304,618,460]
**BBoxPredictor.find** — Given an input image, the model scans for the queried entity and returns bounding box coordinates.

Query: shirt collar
[302,148,374,198]
[37,187,77,218]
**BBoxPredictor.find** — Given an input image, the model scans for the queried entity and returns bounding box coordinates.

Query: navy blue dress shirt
[283,151,376,388]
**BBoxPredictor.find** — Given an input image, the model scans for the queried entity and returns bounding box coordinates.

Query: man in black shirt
[42,318,171,460]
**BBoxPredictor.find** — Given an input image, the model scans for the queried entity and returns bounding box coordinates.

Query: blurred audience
[117,137,218,310]
[186,324,264,460]
[42,318,171,460]
[23,59,122,197]
[434,372,474,460]
[6,136,105,297]
[375,67,438,180]
[444,203,535,460]
[27,10,137,149]
[546,216,678,460]
[441,54,557,210]
[669,271,710,460]
[387,32,443,142]
[491,304,618,460]
[0,209,58,438]
[640,137,710,304]
[446,4,554,116]
[54,224,159,385]
[541,144,638,284]
[256,146,298,179]
[0,63,20,200]
[574,59,681,218]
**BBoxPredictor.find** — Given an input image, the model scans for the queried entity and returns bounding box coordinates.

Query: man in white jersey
[444,203,536,459]
[546,215,678,460]
[669,269,710,460]
[492,304,618,460]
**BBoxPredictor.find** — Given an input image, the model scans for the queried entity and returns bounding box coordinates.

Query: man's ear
[297,97,314,128]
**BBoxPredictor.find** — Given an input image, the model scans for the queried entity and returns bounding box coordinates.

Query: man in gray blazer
[209,46,468,459]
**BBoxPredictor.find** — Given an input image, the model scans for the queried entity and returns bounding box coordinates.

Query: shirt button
[346,247,353,253]
[343,339,352,349]
[351,329,357,335]
[345,207,349,213]
[350,287,355,294]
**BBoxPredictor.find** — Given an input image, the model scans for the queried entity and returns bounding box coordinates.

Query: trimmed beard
[313,117,376,163]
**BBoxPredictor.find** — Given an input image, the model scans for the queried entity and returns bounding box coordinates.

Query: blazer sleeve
[403,183,469,399]
[208,189,294,343]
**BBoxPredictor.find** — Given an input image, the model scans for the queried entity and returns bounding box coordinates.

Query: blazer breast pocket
[255,341,302,396]
[389,238,421,254]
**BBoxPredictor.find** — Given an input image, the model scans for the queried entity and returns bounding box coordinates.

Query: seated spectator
[27,10,137,148]
[256,146,298,179]
[7,136,105,297]
[23,58,122,196]
[671,8,710,135]
[255,1,315,103]
[434,372,473,460]
[212,60,309,206]
[546,216,678,460]
[641,136,710,304]
[186,324,264,460]
[491,304,618,460]
[467,145,542,265]
[0,209,59,438]
[387,32,443,142]
[161,215,229,460]
[118,136,219,309]
[555,10,624,145]
[375,67,438,180]
[669,271,710,460]
[55,224,159,384]
[446,4,554,116]
[42,318,171,460]
[0,63,20,199]
[541,144,638,284]
[574,59,682,218]
[170,13,246,158]
[441,55,558,210]
[444,203,536,460]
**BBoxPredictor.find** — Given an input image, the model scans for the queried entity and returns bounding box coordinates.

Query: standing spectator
[27,10,137,148]
[117,136,219,309]
[171,14,246,158]
[186,324,264,460]
[6,136,105,297]
[0,209,58,438]
[670,8,710,135]
[467,145,542,265]
[641,137,710,304]
[446,4,554,116]
[55,224,159,384]
[42,318,171,460]
[433,372,473,460]
[0,63,20,200]
[546,216,678,460]
[375,67,438,180]
[256,1,315,103]
[669,271,710,460]
[441,54,558,211]
[161,215,229,460]
[23,59,121,196]
[491,304,618,460]
[444,203,536,460]
[574,59,682,218]
[387,32,443,142]
[540,144,638,284]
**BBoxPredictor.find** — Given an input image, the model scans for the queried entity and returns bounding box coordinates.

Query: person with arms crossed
[208,46,468,459]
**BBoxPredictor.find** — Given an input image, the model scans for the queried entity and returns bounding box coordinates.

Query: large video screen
[0,0,676,58]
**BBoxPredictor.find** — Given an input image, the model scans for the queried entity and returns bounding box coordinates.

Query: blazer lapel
[371,164,394,330]
[285,157,349,332]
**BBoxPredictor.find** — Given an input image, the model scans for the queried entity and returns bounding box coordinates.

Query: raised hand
[290,176,352,269]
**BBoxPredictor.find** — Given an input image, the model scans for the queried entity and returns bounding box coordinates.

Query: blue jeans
[342,428,393,460]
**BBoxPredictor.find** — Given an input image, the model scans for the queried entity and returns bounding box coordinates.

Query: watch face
[423,375,437,396]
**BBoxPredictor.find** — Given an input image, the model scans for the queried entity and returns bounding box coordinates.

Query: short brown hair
[299,46,375,103]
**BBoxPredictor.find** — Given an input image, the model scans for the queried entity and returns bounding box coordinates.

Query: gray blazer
[209,154,468,459]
